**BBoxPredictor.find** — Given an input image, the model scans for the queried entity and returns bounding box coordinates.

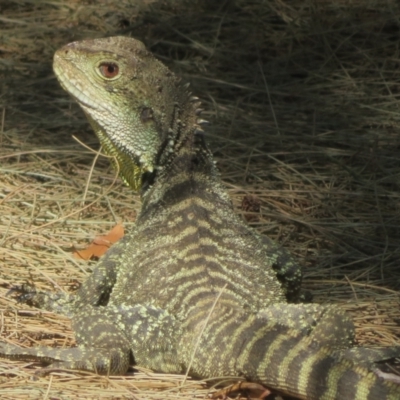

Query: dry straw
[0,0,399,398]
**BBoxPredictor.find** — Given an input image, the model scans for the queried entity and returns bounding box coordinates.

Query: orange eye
[98,62,119,78]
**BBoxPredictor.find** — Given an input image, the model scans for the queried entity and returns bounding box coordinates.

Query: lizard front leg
[10,234,135,316]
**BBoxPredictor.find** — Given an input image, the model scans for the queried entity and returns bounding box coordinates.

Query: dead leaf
[73,223,124,260]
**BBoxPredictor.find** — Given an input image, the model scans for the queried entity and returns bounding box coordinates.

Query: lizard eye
[98,62,120,79]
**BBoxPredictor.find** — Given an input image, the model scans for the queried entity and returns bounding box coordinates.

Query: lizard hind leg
[0,304,182,376]
[0,305,133,375]
[71,304,182,375]
[336,346,400,369]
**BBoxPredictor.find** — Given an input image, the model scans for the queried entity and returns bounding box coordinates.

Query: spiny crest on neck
[156,89,210,166]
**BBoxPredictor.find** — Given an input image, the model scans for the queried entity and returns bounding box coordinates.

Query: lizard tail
[185,305,400,400]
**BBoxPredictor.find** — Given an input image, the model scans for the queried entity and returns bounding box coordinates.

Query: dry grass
[1,0,400,398]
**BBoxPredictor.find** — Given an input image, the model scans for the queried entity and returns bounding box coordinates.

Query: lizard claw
[7,283,38,305]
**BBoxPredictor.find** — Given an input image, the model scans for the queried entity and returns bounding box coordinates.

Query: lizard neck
[137,104,232,224]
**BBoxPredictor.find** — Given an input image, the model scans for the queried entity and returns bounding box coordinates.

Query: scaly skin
[1,37,399,400]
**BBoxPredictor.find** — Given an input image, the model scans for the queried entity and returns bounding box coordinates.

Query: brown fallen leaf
[73,223,124,260]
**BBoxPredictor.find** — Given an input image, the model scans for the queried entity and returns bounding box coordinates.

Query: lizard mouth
[54,61,114,114]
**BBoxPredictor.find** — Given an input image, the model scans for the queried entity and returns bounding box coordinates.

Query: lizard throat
[86,114,144,191]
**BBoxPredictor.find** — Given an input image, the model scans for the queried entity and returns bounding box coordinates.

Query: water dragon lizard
[1,36,400,400]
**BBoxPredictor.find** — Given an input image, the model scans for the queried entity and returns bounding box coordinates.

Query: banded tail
[183,303,400,400]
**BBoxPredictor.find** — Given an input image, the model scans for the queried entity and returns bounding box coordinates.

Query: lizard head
[53,36,191,191]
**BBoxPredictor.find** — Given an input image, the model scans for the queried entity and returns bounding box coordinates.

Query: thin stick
[181,284,227,387]
[80,145,103,209]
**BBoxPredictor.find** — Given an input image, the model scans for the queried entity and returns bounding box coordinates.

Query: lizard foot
[7,282,38,305]
[7,282,75,316]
